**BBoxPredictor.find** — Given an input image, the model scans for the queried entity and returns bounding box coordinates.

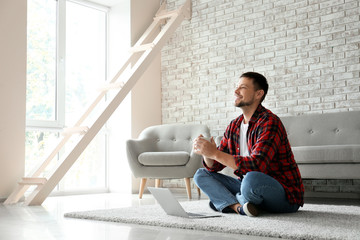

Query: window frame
[25,0,110,194]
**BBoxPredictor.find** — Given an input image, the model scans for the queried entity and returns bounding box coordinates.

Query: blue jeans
[194,168,300,213]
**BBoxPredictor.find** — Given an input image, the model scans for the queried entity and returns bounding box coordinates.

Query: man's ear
[256,89,264,100]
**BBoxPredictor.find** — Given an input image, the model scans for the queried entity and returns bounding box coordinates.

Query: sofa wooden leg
[197,186,201,198]
[184,177,191,199]
[139,178,147,199]
[155,179,161,188]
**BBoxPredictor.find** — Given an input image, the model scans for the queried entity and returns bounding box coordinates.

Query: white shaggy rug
[64,200,360,240]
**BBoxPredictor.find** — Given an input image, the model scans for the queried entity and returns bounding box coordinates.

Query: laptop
[148,187,221,218]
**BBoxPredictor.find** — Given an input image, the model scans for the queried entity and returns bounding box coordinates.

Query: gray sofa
[216,111,360,181]
[281,111,360,180]
[126,124,211,198]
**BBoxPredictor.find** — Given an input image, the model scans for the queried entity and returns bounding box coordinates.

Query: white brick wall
[161,0,360,137]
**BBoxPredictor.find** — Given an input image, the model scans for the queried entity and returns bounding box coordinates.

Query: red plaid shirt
[206,105,304,206]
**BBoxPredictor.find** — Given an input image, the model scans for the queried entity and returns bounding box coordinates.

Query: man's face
[234,77,258,108]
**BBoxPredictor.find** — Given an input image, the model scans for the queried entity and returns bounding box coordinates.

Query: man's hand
[193,134,238,170]
[193,134,217,168]
[193,135,217,158]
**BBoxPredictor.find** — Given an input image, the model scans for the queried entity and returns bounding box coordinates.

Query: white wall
[162,0,360,137]
[130,0,162,193]
[161,0,360,193]
[105,0,162,194]
[130,0,162,139]
[0,0,27,200]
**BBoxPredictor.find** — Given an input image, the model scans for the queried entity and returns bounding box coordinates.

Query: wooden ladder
[4,0,191,206]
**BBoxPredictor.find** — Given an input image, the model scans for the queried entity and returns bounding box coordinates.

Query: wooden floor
[0,192,284,240]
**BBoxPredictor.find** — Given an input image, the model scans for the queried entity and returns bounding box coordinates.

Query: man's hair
[240,72,268,102]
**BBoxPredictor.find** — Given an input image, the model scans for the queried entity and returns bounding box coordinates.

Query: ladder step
[130,43,155,53]
[99,81,125,92]
[62,126,89,136]
[19,177,47,185]
[154,9,179,21]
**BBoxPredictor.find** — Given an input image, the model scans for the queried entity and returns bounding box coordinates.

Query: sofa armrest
[126,139,156,169]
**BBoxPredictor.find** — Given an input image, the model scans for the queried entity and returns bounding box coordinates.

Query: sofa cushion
[293,145,360,164]
[138,151,190,166]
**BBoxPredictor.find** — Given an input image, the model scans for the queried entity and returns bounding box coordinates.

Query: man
[193,72,304,217]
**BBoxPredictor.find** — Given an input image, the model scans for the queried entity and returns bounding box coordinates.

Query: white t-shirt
[240,120,250,157]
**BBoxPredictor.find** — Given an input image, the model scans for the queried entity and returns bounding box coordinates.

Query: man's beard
[235,98,255,108]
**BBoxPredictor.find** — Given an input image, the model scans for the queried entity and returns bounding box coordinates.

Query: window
[26,0,109,193]
[26,0,57,123]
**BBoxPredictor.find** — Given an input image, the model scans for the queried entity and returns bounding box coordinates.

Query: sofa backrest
[214,111,360,147]
[138,124,211,153]
[280,111,360,147]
